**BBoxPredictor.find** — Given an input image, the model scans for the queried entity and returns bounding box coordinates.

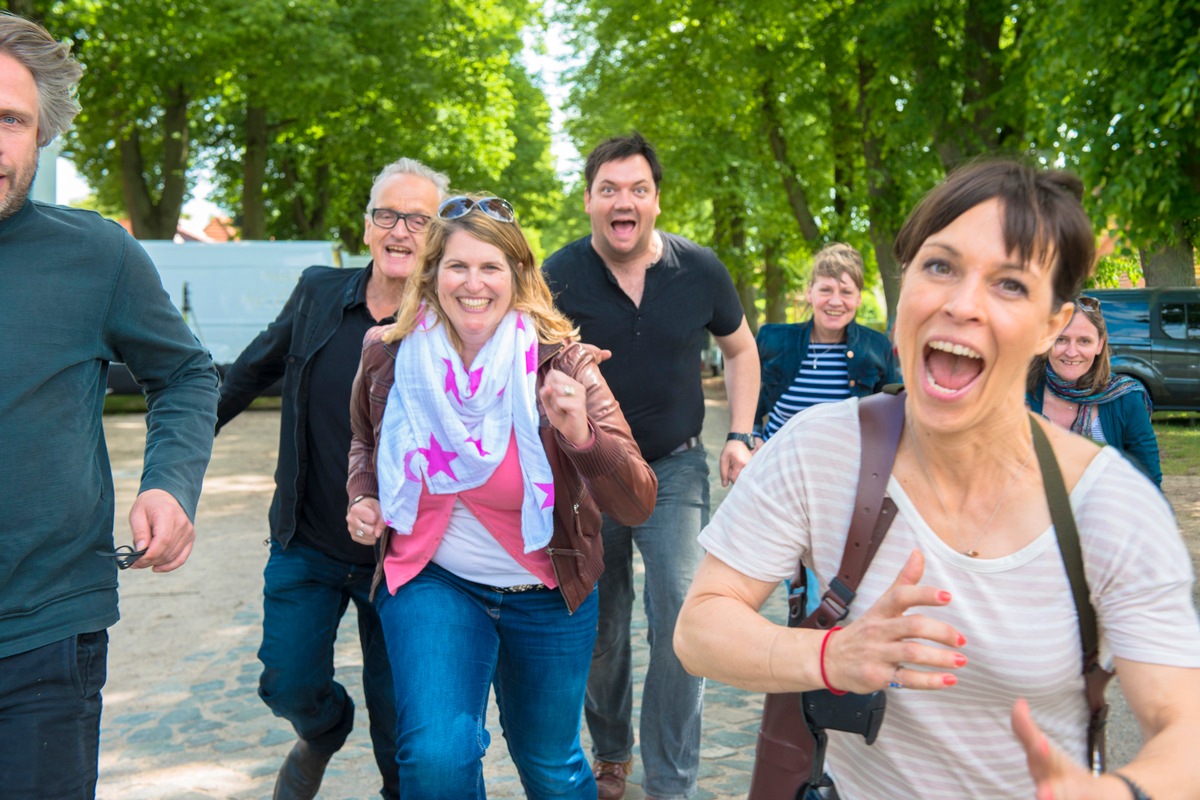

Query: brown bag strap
[805,386,906,630]
[752,389,906,800]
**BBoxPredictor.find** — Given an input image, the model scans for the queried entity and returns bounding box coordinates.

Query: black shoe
[273,739,333,800]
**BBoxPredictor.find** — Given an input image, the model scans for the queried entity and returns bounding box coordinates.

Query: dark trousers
[258,539,399,800]
[0,630,108,799]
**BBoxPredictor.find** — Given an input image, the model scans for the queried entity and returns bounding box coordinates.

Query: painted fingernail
[954,654,967,667]
[942,674,957,686]
[957,634,967,647]
[937,591,952,603]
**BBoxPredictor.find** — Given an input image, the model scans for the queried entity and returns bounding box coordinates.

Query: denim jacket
[216,265,371,546]
[1026,379,1163,488]
[754,319,899,437]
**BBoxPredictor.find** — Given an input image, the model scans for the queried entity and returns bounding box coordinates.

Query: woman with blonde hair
[346,195,657,798]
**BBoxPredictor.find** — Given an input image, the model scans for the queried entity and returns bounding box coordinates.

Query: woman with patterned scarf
[344,195,657,798]
[1026,297,1162,486]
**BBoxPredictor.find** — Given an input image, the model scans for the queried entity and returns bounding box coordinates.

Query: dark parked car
[1082,288,1200,412]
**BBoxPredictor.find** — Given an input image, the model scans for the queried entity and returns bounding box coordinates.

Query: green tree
[1029,0,1199,286]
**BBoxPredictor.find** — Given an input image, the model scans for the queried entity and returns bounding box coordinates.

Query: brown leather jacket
[347,327,657,612]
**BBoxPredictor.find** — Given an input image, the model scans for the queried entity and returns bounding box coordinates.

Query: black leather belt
[670,436,702,455]
[488,583,550,593]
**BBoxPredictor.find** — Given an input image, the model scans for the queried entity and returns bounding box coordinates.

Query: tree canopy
[7,0,1194,302]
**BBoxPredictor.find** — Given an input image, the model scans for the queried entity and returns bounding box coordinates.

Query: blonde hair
[809,243,865,290]
[385,196,577,349]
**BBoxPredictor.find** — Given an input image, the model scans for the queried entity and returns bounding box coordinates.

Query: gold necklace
[907,425,1034,557]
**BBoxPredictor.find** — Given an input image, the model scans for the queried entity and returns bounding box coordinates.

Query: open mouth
[923,340,984,396]
[384,244,412,258]
[611,219,635,236]
[458,297,491,312]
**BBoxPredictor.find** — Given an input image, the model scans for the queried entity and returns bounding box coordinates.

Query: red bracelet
[819,626,847,695]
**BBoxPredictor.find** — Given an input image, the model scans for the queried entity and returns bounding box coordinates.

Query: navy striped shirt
[764,343,851,438]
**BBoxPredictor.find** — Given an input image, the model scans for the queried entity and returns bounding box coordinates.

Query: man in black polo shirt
[543,132,760,800]
[216,158,448,800]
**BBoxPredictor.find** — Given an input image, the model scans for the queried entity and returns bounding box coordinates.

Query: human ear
[1037,301,1074,354]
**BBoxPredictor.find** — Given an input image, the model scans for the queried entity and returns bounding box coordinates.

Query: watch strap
[726,432,755,449]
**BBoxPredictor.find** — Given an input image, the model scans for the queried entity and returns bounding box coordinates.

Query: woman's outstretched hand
[540,368,590,447]
[1012,698,1131,800]
[822,550,968,693]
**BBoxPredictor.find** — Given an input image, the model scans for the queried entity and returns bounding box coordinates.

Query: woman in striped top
[678,160,1200,799]
[752,243,898,446]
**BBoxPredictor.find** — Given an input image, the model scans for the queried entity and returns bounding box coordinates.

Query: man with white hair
[217,158,448,800]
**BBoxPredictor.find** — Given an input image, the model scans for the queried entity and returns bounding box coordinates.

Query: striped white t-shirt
[764,343,851,439]
[700,399,1200,800]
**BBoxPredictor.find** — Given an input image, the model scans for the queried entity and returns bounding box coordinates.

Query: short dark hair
[583,131,663,192]
[893,159,1095,306]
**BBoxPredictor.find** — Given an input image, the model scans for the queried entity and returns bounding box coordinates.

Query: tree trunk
[118,84,189,240]
[1140,223,1198,287]
[762,236,788,325]
[858,56,903,320]
[758,70,822,246]
[241,102,268,240]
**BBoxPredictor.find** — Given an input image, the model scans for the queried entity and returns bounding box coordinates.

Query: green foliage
[1027,0,1200,273]
[1090,254,1143,289]
[35,0,566,245]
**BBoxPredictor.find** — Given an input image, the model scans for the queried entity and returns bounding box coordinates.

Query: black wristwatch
[1114,773,1152,800]
[726,432,755,450]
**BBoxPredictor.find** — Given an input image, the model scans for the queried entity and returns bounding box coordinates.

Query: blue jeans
[376,561,598,799]
[585,445,708,799]
[258,540,398,799]
[0,630,107,799]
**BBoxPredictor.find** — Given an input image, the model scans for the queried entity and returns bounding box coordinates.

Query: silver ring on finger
[889,665,904,689]
[562,384,575,397]
[355,529,365,538]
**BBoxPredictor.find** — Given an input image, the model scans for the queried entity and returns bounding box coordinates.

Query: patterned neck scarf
[1043,363,1153,436]
[376,309,555,553]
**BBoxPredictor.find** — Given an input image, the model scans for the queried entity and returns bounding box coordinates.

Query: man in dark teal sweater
[0,14,219,798]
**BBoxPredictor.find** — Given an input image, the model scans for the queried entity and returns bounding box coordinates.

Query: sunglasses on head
[1076,296,1101,312]
[437,196,516,224]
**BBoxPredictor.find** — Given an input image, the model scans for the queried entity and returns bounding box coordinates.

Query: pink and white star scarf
[376,309,555,553]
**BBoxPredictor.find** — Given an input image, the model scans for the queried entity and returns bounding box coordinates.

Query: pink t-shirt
[383,432,556,594]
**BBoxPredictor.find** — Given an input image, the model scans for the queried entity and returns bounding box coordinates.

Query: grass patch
[1153,412,1200,476]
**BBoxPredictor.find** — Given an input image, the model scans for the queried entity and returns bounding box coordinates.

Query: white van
[108,240,342,394]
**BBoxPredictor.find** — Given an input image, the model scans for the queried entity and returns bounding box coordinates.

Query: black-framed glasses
[1076,296,1101,312]
[437,196,516,224]
[95,545,147,570]
[369,208,432,234]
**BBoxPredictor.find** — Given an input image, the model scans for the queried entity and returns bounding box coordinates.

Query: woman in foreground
[346,195,656,798]
[1026,298,1162,486]
[675,161,1200,799]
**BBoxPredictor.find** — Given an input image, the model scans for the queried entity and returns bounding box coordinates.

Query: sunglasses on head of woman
[1076,296,1101,312]
[437,196,516,224]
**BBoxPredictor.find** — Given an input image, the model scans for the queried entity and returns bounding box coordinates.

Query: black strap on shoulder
[1030,416,1097,657]
[797,388,906,630]
[1029,414,1113,774]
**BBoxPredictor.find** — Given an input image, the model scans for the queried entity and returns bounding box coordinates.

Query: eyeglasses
[1076,296,1101,312]
[437,196,516,224]
[95,545,147,570]
[369,208,432,234]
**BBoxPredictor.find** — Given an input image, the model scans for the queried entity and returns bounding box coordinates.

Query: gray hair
[366,158,451,213]
[0,12,83,148]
